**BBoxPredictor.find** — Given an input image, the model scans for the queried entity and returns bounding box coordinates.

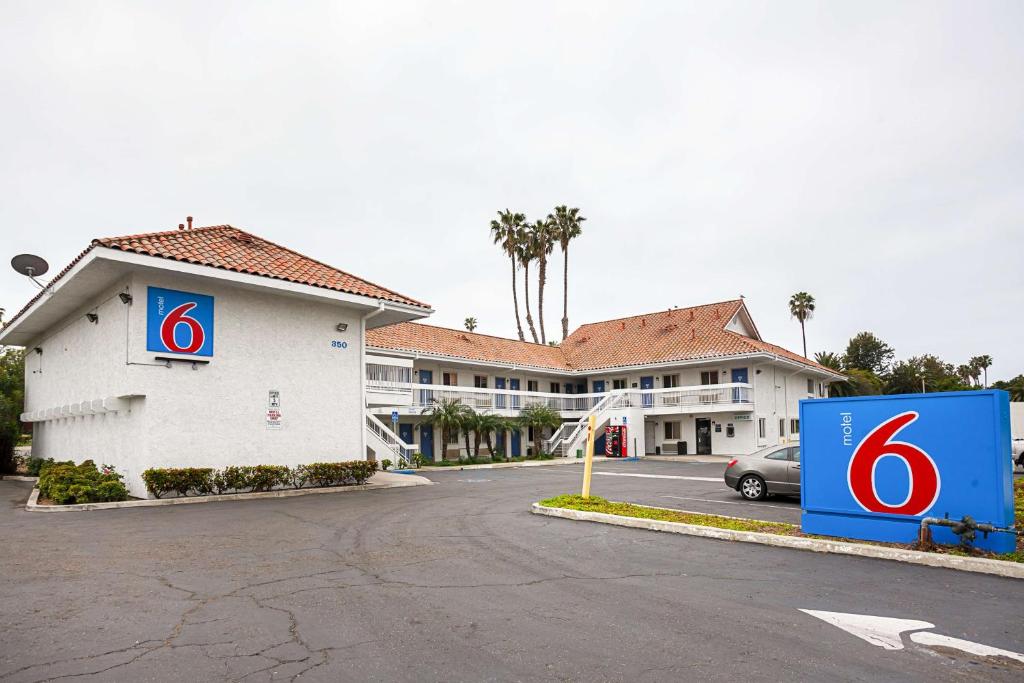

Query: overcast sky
[1,1,1022,380]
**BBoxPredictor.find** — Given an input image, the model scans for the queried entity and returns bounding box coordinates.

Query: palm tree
[548,205,585,340]
[460,409,480,458]
[972,355,993,388]
[475,413,505,457]
[530,219,556,344]
[788,292,816,358]
[464,317,477,332]
[490,210,527,342]
[421,398,470,461]
[517,230,540,343]
[518,404,562,457]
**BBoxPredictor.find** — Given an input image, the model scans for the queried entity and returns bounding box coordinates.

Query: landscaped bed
[422,454,556,467]
[540,480,1024,565]
[27,459,379,506]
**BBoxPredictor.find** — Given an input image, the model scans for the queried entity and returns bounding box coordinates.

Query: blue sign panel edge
[799,390,1015,553]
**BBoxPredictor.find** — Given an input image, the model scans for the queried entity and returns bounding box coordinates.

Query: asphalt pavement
[0,459,1021,682]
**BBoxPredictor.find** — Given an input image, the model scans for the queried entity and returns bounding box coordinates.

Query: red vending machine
[605,425,629,457]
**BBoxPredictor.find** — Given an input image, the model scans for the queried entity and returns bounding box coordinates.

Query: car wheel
[739,474,767,501]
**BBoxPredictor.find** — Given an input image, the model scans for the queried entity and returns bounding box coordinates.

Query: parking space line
[593,472,722,482]
[662,495,800,511]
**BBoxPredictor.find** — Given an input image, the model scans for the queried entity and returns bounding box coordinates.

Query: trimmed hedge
[141,460,377,499]
[38,459,129,505]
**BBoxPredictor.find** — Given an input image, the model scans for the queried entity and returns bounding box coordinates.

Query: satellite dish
[12,254,49,278]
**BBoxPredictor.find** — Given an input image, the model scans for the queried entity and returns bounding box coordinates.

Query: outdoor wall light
[33,347,42,355]
[85,313,98,324]
[336,323,348,332]
[118,292,133,304]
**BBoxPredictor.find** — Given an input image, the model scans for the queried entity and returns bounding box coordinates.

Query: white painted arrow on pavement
[801,609,1024,663]
[799,609,932,650]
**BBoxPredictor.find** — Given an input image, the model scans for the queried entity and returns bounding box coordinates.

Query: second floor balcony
[367,380,754,416]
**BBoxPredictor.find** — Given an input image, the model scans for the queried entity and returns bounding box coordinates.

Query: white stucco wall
[27,268,367,496]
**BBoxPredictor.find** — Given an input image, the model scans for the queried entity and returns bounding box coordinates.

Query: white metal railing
[542,384,754,456]
[409,384,606,413]
[399,382,751,414]
[544,391,621,455]
[366,413,418,465]
[367,362,413,394]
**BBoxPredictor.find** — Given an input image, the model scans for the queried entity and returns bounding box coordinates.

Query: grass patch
[539,495,796,535]
[541,483,1024,565]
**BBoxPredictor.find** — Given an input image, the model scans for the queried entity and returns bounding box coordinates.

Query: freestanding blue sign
[146,287,215,357]
[800,390,1014,553]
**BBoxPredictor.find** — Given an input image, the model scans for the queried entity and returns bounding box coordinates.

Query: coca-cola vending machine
[605,425,629,457]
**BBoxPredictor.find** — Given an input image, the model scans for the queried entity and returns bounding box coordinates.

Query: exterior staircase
[366,413,418,467]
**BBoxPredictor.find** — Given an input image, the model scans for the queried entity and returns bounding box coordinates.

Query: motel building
[1,222,842,497]
[365,302,843,462]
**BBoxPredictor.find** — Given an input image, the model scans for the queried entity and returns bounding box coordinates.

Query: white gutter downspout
[360,302,387,461]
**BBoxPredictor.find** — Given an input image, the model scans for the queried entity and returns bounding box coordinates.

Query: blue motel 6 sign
[800,390,1014,553]
[146,287,215,356]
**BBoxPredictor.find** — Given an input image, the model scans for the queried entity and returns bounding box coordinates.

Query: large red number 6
[160,302,205,354]
[847,412,940,516]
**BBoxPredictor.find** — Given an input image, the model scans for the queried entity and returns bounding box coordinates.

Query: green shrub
[25,457,50,477]
[285,464,309,489]
[38,459,128,504]
[142,468,215,498]
[248,465,289,492]
[304,461,377,487]
[381,459,392,471]
[219,466,254,492]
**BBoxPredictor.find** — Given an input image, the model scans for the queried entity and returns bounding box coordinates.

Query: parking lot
[1,459,1021,682]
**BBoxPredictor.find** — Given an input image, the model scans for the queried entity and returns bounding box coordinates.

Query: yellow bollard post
[581,414,597,498]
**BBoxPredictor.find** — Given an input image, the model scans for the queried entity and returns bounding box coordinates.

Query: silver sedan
[723,444,801,501]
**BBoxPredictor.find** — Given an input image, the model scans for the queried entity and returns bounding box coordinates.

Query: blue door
[595,430,606,456]
[419,424,434,461]
[399,423,413,444]
[511,429,522,457]
[509,378,520,409]
[731,368,748,403]
[419,369,433,406]
[495,377,506,409]
[641,376,654,407]
[592,380,605,411]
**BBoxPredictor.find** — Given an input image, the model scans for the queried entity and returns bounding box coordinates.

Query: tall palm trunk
[484,432,494,456]
[538,253,548,344]
[510,257,525,341]
[800,320,807,358]
[523,261,539,343]
[463,429,472,459]
[561,246,570,340]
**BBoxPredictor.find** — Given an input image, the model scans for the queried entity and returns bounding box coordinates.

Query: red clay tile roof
[1,225,429,334]
[369,300,842,376]
[95,225,429,308]
[366,322,570,371]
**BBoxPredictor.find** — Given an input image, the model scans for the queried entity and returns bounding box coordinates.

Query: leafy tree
[992,375,1024,401]
[518,404,562,456]
[813,351,844,372]
[490,210,528,342]
[464,317,477,332]
[885,355,970,394]
[548,205,586,341]
[844,332,895,375]
[971,355,993,388]
[421,398,471,461]
[788,292,815,358]
[0,348,25,473]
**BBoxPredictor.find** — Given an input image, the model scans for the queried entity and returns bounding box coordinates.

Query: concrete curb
[531,503,1024,580]
[25,472,433,513]
[1,476,39,482]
